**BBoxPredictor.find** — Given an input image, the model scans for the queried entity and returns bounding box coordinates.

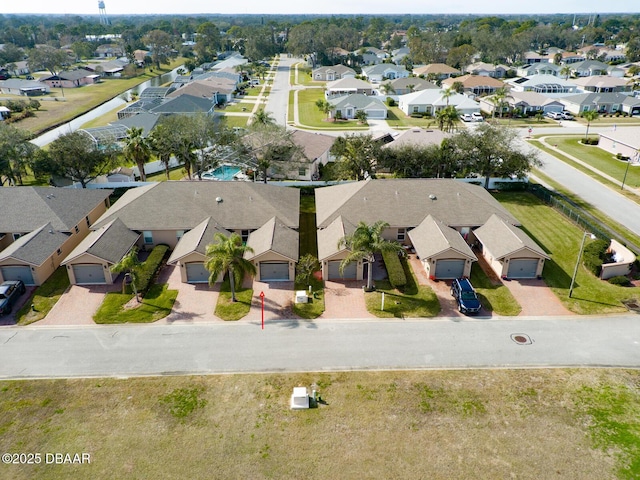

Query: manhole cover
[622,300,640,313]
[511,333,533,345]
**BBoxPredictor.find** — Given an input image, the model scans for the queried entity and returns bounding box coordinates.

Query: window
[241,230,250,243]
[75,225,79,234]
[12,233,22,241]
[57,248,62,256]
[298,167,307,177]
[413,106,419,114]
[143,231,153,245]
[176,230,185,241]
[397,228,406,241]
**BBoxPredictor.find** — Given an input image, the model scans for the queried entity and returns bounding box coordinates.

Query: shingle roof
[441,74,505,88]
[167,217,232,264]
[407,215,477,261]
[62,218,140,265]
[382,128,449,149]
[0,223,70,266]
[245,216,299,261]
[92,181,299,232]
[413,64,460,76]
[329,94,387,111]
[0,187,111,233]
[315,179,519,230]
[149,94,214,114]
[384,77,438,90]
[290,130,336,161]
[473,214,548,260]
[363,64,409,75]
[326,77,373,90]
[317,215,356,261]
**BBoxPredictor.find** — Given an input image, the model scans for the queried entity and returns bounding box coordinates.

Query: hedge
[382,250,407,288]
[608,275,631,286]
[582,239,609,277]
[137,244,169,294]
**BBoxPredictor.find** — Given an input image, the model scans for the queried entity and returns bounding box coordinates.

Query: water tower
[98,1,110,26]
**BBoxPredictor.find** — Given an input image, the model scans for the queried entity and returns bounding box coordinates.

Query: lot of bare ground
[2,369,638,479]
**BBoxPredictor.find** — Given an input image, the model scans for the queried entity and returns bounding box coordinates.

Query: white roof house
[398,90,481,116]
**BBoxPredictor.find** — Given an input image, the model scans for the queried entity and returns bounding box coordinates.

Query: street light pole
[568,231,594,298]
[621,157,631,190]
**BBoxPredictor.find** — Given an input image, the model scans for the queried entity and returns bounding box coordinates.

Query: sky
[1,0,638,16]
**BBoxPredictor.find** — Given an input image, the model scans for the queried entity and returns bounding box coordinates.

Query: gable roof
[363,64,409,75]
[382,128,449,149]
[315,179,519,230]
[407,215,477,261]
[473,214,548,260]
[245,216,299,262]
[0,223,70,266]
[313,65,356,76]
[149,94,214,114]
[383,77,438,90]
[400,89,480,109]
[326,77,373,90]
[442,74,505,88]
[290,130,336,160]
[92,181,299,232]
[559,92,631,106]
[0,187,111,233]
[329,94,387,111]
[62,217,140,265]
[317,215,357,261]
[167,217,233,264]
[413,64,460,76]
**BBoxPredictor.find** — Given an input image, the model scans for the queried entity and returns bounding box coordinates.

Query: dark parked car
[0,280,26,315]
[451,278,481,314]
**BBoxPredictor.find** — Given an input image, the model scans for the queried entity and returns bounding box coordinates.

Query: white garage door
[72,264,106,284]
[186,263,210,283]
[434,259,466,279]
[508,259,539,279]
[328,260,356,280]
[1,265,34,285]
[259,262,289,281]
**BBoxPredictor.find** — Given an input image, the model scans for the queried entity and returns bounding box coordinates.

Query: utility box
[290,387,310,409]
[295,290,309,303]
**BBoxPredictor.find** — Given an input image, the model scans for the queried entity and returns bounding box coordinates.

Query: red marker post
[259,291,265,329]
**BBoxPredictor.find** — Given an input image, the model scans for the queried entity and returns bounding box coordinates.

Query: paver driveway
[37,283,120,326]
[244,280,298,323]
[322,280,374,319]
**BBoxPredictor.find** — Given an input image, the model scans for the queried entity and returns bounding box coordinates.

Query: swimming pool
[206,165,241,181]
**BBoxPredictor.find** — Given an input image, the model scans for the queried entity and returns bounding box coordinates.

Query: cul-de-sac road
[1,315,639,379]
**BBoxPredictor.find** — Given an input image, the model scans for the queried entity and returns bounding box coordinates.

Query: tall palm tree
[582,110,599,143]
[560,65,572,80]
[149,124,174,180]
[205,233,256,302]
[381,82,396,95]
[492,87,509,118]
[110,247,142,302]
[338,221,403,291]
[251,109,275,126]
[123,127,151,181]
[440,88,453,107]
[315,98,332,119]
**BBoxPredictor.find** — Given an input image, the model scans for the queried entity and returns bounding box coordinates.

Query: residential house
[312,65,356,81]
[83,60,125,77]
[166,77,236,105]
[516,63,561,78]
[598,128,640,160]
[315,179,528,281]
[523,51,550,64]
[289,130,336,180]
[41,70,100,89]
[506,74,578,95]
[413,63,460,80]
[5,61,30,76]
[391,47,411,64]
[0,187,112,286]
[90,182,300,283]
[557,51,585,64]
[398,89,481,116]
[473,214,549,279]
[441,74,505,97]
[0,106,10,120]
[362,64,410,83]
[0,79,49,96]
[328,94,388,120]
[380,77,438,96]
[95,43,125,58]
[325,78,374,97]
[622,96,640,116]
[359,47,387,65]
[479,91,564,116]
[570,75,632,93]
[558,92,631,115]
[148,94,216,117]
[570,60,624,78]
[381,128,449,150]
[465,62,512,78]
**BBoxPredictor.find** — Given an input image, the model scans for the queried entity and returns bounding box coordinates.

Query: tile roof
[0,187,111,233]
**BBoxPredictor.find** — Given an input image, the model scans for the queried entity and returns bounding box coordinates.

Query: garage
[186,263,210,283]
[328,260,356,280]
[72,264,106,284]
[0,266,34,285]
[434,259,466,279]
[508,259,539,279]
[259,262,290,281]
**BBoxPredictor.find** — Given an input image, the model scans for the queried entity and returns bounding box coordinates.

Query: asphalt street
[1,315,639,379]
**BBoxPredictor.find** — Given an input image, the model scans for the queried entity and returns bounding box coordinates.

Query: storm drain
[511,333,533,345]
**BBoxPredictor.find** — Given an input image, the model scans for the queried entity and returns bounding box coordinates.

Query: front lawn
[15,267,70,325]
[215,278,253,321]
[386,107,437,128]
[292,277,325,319]
[296,88,366,130]
[223,102,254,113]
[365,258,440,318]
[93,283,177,324]
[495,192,633,314]
[470,264,522,316]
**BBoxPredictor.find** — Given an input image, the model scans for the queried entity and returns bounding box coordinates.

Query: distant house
[0,79,49,96]
[0,106,10,120]
[523,51,550,65]
[312,65,356,81]
[398,89,481,116]
[83,60,126,77]
[570,76,632,93]
[0,187,112,286]
[362,64,410,83]
[327,94,388,120]
[558,92,631,115]
[289,130,337,180]
[148,94,216,117]
[570,60,624,78]
[380,77,438,96]
[359,47,387,65]
[41,70,100,88]
[166,77,236,105]
[95,43,125,58]
[465,62,512,78]
[6,61,30,76]
[325,77,374,97]
[506,74,578,95]
[441,74,505,97]
[516,63,561,78]
[412,63,460,80]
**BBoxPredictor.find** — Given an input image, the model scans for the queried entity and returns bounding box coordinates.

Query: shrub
[137,244,169,294]
[382,250,407,288]
[582,239,609,277]
[386,97,396,107]
[608,275,631,286]
[493,181,527,191]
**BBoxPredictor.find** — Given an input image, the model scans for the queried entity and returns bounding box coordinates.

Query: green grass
[299,194,318,258]
[470,264,522,316]
[2,369,634,480]
[215,278,253,320]
[386,107,437,128]
[365,258,440,318]
[292,277,324,319]
[145,165,187,181]
[490,116,555,127]
[93,283,177,324]
[15,267,70,325]
[296,88,366,130]
[288,90,294,123]
[222,102,254,113]
[220,115,249,129]
[495,192,633,315]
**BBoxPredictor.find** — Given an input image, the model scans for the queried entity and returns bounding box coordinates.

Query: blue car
[0,280,26,315]
[451,278,481,314]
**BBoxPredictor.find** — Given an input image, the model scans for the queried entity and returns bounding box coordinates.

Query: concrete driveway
[157,264,220,324]
[37,283,120,326]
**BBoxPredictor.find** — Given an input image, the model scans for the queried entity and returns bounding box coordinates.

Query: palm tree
[440,88,453,107]
[251,109,275,126]
[436,106,458,132]
[110,247,143,302]
[582,110,599,143]
[123,127,151,181]
[381,82,396,95]
[149,124,174,180]
[355,110,369,125]
[492,87,509,118]
[205,233,256,302]
[451,81,464,94]
[560,65,572,80]
[315,99,332,119]
[338,221,403,291]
